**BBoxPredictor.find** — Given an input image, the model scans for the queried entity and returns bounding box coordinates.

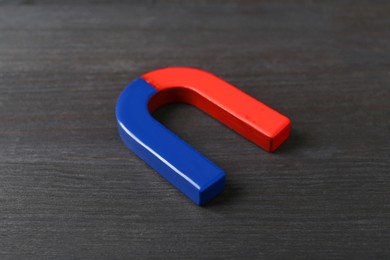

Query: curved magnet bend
[116,67,290,205]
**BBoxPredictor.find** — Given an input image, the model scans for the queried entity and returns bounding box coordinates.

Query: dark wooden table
[1,0,389,259]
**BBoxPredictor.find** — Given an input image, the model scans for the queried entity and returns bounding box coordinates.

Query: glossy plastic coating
[116,67,290,205]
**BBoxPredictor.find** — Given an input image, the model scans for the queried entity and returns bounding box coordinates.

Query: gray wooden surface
[1,0,389,259]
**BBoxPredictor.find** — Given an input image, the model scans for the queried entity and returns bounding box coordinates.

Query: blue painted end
[116,78,226,205]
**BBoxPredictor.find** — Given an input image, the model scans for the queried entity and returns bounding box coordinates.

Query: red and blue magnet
[116,67,290,205]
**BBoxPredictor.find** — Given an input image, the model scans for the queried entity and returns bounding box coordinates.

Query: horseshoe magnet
[116,67,290,205]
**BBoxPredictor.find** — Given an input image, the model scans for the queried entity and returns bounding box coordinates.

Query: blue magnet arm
[116,78,225,205]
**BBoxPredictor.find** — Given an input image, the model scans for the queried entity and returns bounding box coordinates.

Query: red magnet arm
[143,67,290,152]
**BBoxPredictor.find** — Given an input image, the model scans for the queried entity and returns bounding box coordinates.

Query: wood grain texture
[0,0,389,259]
